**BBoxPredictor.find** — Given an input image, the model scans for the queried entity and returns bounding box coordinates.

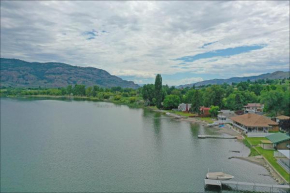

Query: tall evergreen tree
[155,74,162,109]
[191,90,201,114]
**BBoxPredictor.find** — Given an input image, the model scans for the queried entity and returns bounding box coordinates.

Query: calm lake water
[1,98,276,192]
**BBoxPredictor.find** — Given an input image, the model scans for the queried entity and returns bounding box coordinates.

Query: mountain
[0,58,139,89]
[178,71,290,88]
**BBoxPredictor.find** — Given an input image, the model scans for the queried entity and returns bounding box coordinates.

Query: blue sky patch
[83,29,98,40]
[175,45,265,63]
[201,41,218,48]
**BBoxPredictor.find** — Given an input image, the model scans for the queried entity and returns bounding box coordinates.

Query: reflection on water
[153,113,161,135]
[1,98,277,192]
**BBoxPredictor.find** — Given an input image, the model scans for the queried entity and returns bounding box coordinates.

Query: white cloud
[0,1,289,85]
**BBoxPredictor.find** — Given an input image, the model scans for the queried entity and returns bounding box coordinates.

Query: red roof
[244,103,263,107]
[200,107,210,110]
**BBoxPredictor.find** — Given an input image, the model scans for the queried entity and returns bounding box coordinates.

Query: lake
[1,98,276,192]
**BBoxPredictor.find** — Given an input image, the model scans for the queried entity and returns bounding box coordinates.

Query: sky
[1,1,289,86]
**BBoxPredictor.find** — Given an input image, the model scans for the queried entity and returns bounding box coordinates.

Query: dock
[198,135,237,139]
[204,179,290,192]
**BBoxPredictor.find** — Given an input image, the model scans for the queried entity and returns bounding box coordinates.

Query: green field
[245,137,290,183]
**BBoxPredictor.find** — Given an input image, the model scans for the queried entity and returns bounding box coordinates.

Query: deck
[205,179,290,192]
[198,135,237,139]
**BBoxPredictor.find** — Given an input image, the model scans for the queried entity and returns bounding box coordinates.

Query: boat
[206,172,234,180]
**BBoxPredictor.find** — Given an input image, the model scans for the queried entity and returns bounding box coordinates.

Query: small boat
[206,172,234,180]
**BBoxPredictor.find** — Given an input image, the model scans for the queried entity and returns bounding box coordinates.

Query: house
[231,113,279,133]
[275,115,290,132]
[244,103,264,114]
[200,106,210,117]
[266,133,290,150]
[178,103,191,112]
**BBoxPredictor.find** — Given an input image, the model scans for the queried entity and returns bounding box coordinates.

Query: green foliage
[191,90,201,113]
[203,85,224,108]
[142,84,155,106]
[155,74,163,109]
[129,97,137,103]
[163,95,180,110]
[209,105,219,117]
[261,89,286,116]
[114,95,121,101]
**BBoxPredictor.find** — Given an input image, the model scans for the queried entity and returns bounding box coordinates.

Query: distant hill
[0,58,139,89]
[178,71,290,88]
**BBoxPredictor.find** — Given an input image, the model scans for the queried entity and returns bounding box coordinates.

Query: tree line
[1,75,289,116]
[142,75,290,116]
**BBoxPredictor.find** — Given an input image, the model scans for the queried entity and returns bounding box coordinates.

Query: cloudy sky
[1,1,289,86]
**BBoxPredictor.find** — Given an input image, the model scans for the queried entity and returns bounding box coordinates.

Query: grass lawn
[199,117,215,124]
[244,137,290,183]
[255,147,290,183]
[243,139,260,156]
[168,110,196,117]
[246,137,267,146]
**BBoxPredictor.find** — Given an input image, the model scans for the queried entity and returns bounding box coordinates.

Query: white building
[178,103,191,112]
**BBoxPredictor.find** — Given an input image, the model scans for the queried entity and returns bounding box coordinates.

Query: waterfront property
[200,106,210,117]
[275,115,290,132]
[243,103,264,114]
[266,133,290,150]
[274,150,290,173]
[231,113,279,133]
[178,103,191,112]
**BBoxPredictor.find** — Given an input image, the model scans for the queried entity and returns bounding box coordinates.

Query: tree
[235,93,243,110]
[204,85,224,107]
[191,90,201,113]
[163,95,180,110]
[66,85,73,95]
[142,84,155,106]
[261,90,285,116]
[237,82,250,91]
[209,105,219,117]
[155,74,163,109]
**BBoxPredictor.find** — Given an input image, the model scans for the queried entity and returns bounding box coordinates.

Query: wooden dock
[198,135,237,139]
[204,179,290,192]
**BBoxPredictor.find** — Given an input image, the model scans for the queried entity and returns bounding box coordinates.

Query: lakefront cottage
[243,103,264,114]
[178,103,191,112]
[231,113,279,133]
[275,115,290,132]
[200,106,210,117]
[266,133,290,150]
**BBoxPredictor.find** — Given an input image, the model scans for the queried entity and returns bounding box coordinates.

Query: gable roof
[276,115,290,120]
[231,113,278,127]
[244,103,263,107]
[266,133,290,144]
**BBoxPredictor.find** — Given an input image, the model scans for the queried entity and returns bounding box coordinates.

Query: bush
[114,95,121,101]
[129,97,136,103]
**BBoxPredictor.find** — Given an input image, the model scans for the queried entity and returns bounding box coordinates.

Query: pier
[198,135,237,139]
[204,179,290,192]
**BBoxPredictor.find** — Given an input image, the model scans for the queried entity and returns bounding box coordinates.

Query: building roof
[266,133,290,144]
[244,103,263,107]
[260,140,272,144]
[200,106,210,110]
[231,113,278,127]
[278,150,290,159]
[276,115,290,120]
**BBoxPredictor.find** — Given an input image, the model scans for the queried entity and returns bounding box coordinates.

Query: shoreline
[2,96,286,185]
[152,107,287,185]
